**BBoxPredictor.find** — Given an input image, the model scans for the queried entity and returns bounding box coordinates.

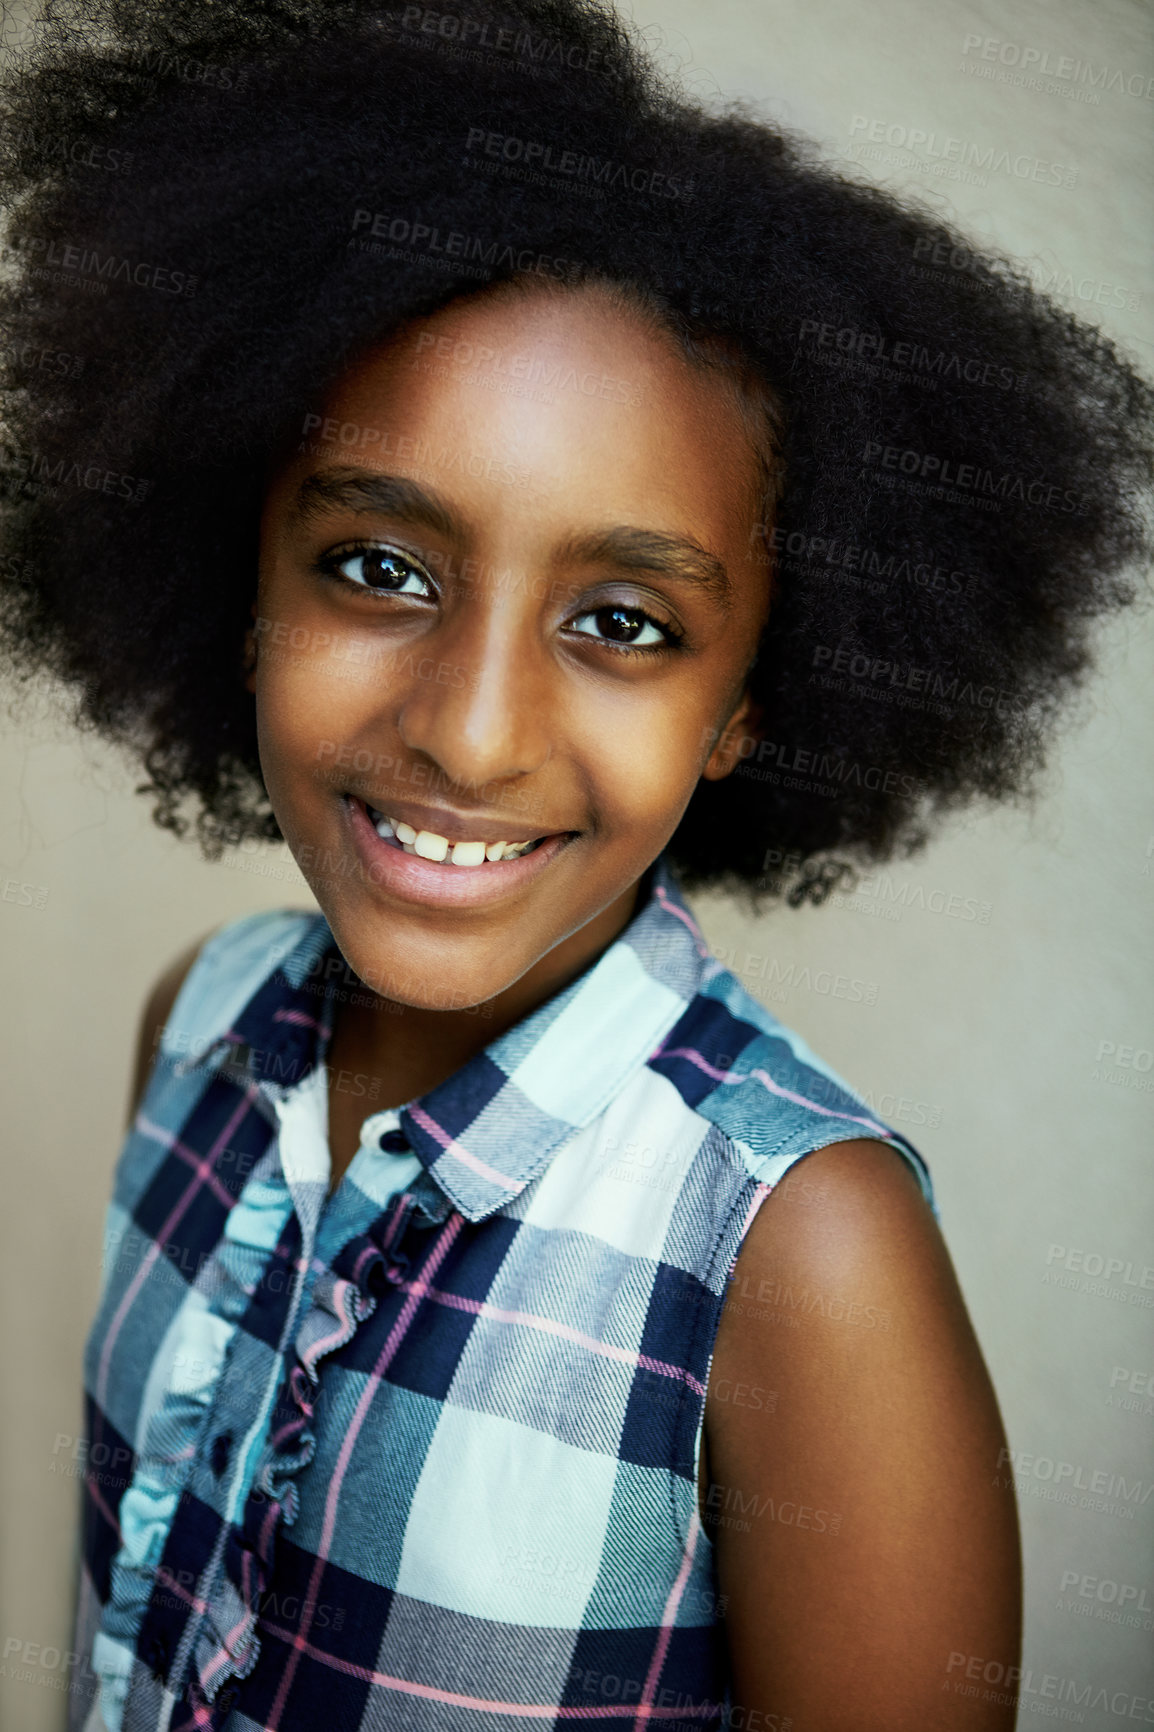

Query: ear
[701,688,764,781]
[242,598,258,694]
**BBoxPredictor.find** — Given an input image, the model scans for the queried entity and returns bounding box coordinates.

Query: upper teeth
[366,805,540,865]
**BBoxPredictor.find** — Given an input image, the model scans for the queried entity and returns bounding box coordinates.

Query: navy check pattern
[68,853,931,1731]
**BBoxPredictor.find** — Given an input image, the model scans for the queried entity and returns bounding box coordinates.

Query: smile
[341,794,575,909]
[366,804,544,866]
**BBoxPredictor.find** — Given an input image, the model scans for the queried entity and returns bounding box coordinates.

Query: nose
[393,596,552,794]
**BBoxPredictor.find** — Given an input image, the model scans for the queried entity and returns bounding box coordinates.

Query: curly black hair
[1,0,1151,907]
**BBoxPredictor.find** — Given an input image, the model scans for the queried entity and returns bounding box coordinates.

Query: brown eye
[321,542,432,594]
[569,604,673,648]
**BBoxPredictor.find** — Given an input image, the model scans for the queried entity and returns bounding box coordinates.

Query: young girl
[2,1,1150,1728]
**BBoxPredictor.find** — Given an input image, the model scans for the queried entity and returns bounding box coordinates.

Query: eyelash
[314,539,687,655]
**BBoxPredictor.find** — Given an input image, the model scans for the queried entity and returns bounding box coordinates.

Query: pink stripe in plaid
[82,1464,122,1541]
[657,1043,893,1139]
[257,1618,722,1721]
[654,883,709,957]
[272,1007,326,1032]
[153,1562,212,1622]
[632,1509,703,1726]
[136,1115,238,1212]
[408,1102,527,1190]
[264,1208,467,1730]
[96,1083,259,1408]
[391,1276,708,1397]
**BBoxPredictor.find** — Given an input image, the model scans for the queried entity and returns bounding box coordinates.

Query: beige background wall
[1,1,1151,1727]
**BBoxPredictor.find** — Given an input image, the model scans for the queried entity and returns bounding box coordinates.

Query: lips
[340,794,576,909]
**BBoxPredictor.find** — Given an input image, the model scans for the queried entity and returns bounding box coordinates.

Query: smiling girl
[1,1,1151,1729]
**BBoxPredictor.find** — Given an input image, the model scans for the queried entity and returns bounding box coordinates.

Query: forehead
[291,282,765,543]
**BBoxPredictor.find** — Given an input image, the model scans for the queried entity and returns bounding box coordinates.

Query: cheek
[256,646,363,797]
[576,684,709,829]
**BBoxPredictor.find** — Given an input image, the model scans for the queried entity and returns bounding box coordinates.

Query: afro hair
[1,0,1151,906]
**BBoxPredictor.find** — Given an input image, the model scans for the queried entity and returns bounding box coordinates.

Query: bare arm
[703,1138,1021,1731]
[124,937,210,1129]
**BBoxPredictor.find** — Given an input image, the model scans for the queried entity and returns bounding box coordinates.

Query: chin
[330,931,511,1015]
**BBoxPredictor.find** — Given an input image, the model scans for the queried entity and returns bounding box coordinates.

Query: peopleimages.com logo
[961,33,1154,101]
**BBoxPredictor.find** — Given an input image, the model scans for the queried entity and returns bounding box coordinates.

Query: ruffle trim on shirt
[91,1170,295,1732]
[191,1188,422,1706]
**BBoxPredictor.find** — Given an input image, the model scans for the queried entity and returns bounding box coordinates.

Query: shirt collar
[180,851,711,1224]
[398,853,710,1220]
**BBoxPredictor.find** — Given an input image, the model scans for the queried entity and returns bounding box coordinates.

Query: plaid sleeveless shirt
[68,852,932,1732]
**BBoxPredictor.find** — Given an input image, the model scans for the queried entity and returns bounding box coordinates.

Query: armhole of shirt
[158,908,323,1068]
[753,1124,935,1215]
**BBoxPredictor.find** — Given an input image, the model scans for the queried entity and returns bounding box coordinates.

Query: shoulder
[126,907,324,1125]
[724,1135,948,1322]
[157,908,326,1057]
[712,1137,958,1410]
[679,962,934,1207]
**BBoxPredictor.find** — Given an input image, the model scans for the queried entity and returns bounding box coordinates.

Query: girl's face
[255,284,770,1013]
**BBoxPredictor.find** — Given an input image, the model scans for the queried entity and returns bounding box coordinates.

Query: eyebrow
[291,465,733,607]
[556,526,733,610]
[291,467,456,538]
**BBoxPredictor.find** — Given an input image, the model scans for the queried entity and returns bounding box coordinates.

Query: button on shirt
[69,853,932,1732]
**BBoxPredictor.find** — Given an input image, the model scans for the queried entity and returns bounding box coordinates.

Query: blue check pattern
[69,853,932,1732]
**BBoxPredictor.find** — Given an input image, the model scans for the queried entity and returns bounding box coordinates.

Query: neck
[329,869,649,1113]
